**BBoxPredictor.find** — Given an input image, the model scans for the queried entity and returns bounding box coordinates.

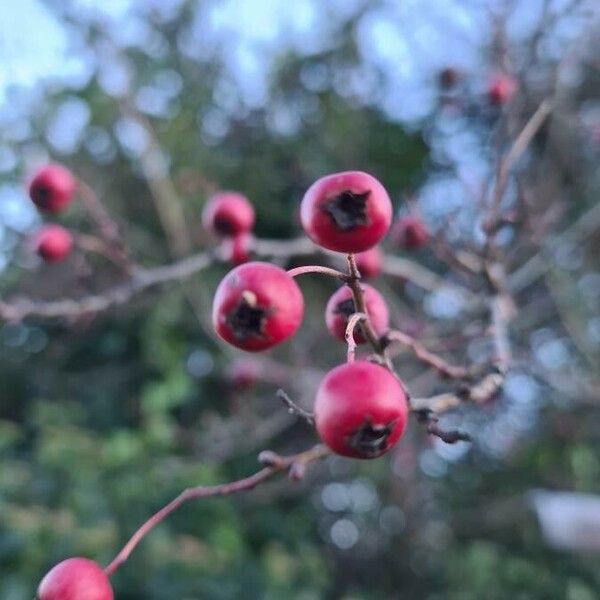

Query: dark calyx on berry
[348,420,396,458]
[334,297,357,318]
[32,186,52,208]
[321,190,371,230]
[226,291,270,340]
[214,216,235,235]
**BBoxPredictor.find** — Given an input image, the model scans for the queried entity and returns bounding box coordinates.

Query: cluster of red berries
[33,170,430,599]
[27,164,76,262]
[438,67,518,106]
[211,170,410,461]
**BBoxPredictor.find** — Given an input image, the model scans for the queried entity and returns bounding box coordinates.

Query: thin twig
[344,312,366,363]
[104,444,329,577]
[276,389,315,425]
[488,99,553,218]
[490,295,512,373]
[346,254,385,353]
[0,252,212,321]
[77,180,128,251]
[74,233,136,274]
[382,255,479,304]
[411,370,505,414]
[287,265,347,280]
[384,329,470,379]
[414,409,471,444]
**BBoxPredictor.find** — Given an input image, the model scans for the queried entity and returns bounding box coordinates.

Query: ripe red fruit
[226,358,262,390]
[212,262,304,352]
[34,224,73,262]
[37,557,113,600]
[391,215,429,250]
[488,74,517,106]
[355,246,384,278]
[314,361,409,459]
[202,192,255,236]
[28,164,76,213]
[221,233,254,265]
[325,284,389,344]
[438,67,461,88]
[300,171,392,253]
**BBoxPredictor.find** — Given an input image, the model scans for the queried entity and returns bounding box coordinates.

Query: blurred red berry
[28,164,76,213]
[37,557,113,600]
[314,361,409,459]
[438,67,461,88]
[212,262,304,352]
[222,233,254,265]
[488,74,518,106]
[34,224,73,262]
[202,192,255,236]
[391,215,429,250]
[325,284,389,344]
[300,171,392,253]
[226,358,262,390]
[355,246,384,278]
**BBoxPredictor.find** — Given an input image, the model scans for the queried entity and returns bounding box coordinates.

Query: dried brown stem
[345,312,366,363]
[104,444,328,577]
[382,255,479,304]
[0,252,212,321]
[77,180,127,250]
[74,233,136,274]
[488,99,553,224]
[276,389,315,425]
[414,410,471,444]
[411,371,505,414]
[384,329,470,379]
[287,265,347,281]
[346,254,384,353]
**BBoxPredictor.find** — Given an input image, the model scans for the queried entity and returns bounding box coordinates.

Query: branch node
[276,389,315,425]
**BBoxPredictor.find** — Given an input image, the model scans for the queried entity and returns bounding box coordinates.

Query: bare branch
[0,252,211,321]
[104,444,329,577]
[384,329,470,379]
[411,370,505,414]
[382,255,479,304]
[345,312,366,363]
[414,409,471,444]
[287,265,347,281]
[346,254,385,353]
[276,389,315,425]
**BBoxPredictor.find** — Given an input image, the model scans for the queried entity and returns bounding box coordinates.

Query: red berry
[488,74,517,106]
[34,224,73,262]
[300,171,392,253]
[314,361,409,459]
[391,215,429,250]
[212,262,304,352]
[226,358,262,390]
[37,557,113,600]
[355,246,384,278]
[222,233,254,265]
[325,284,389,344]
[202,192,255,236]
[438,67,461,88]
[28,164,76,213]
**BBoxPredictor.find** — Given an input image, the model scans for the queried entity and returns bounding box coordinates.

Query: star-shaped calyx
[333,297,358,318]
[347,419,396,458]
[32,186,52,209]
[226,290,270,340]
[321,189,371,230]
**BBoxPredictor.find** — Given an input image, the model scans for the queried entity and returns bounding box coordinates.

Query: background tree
[0,1,599,598]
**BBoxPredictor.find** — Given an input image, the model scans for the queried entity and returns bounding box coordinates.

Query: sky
[0,0,485,112]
